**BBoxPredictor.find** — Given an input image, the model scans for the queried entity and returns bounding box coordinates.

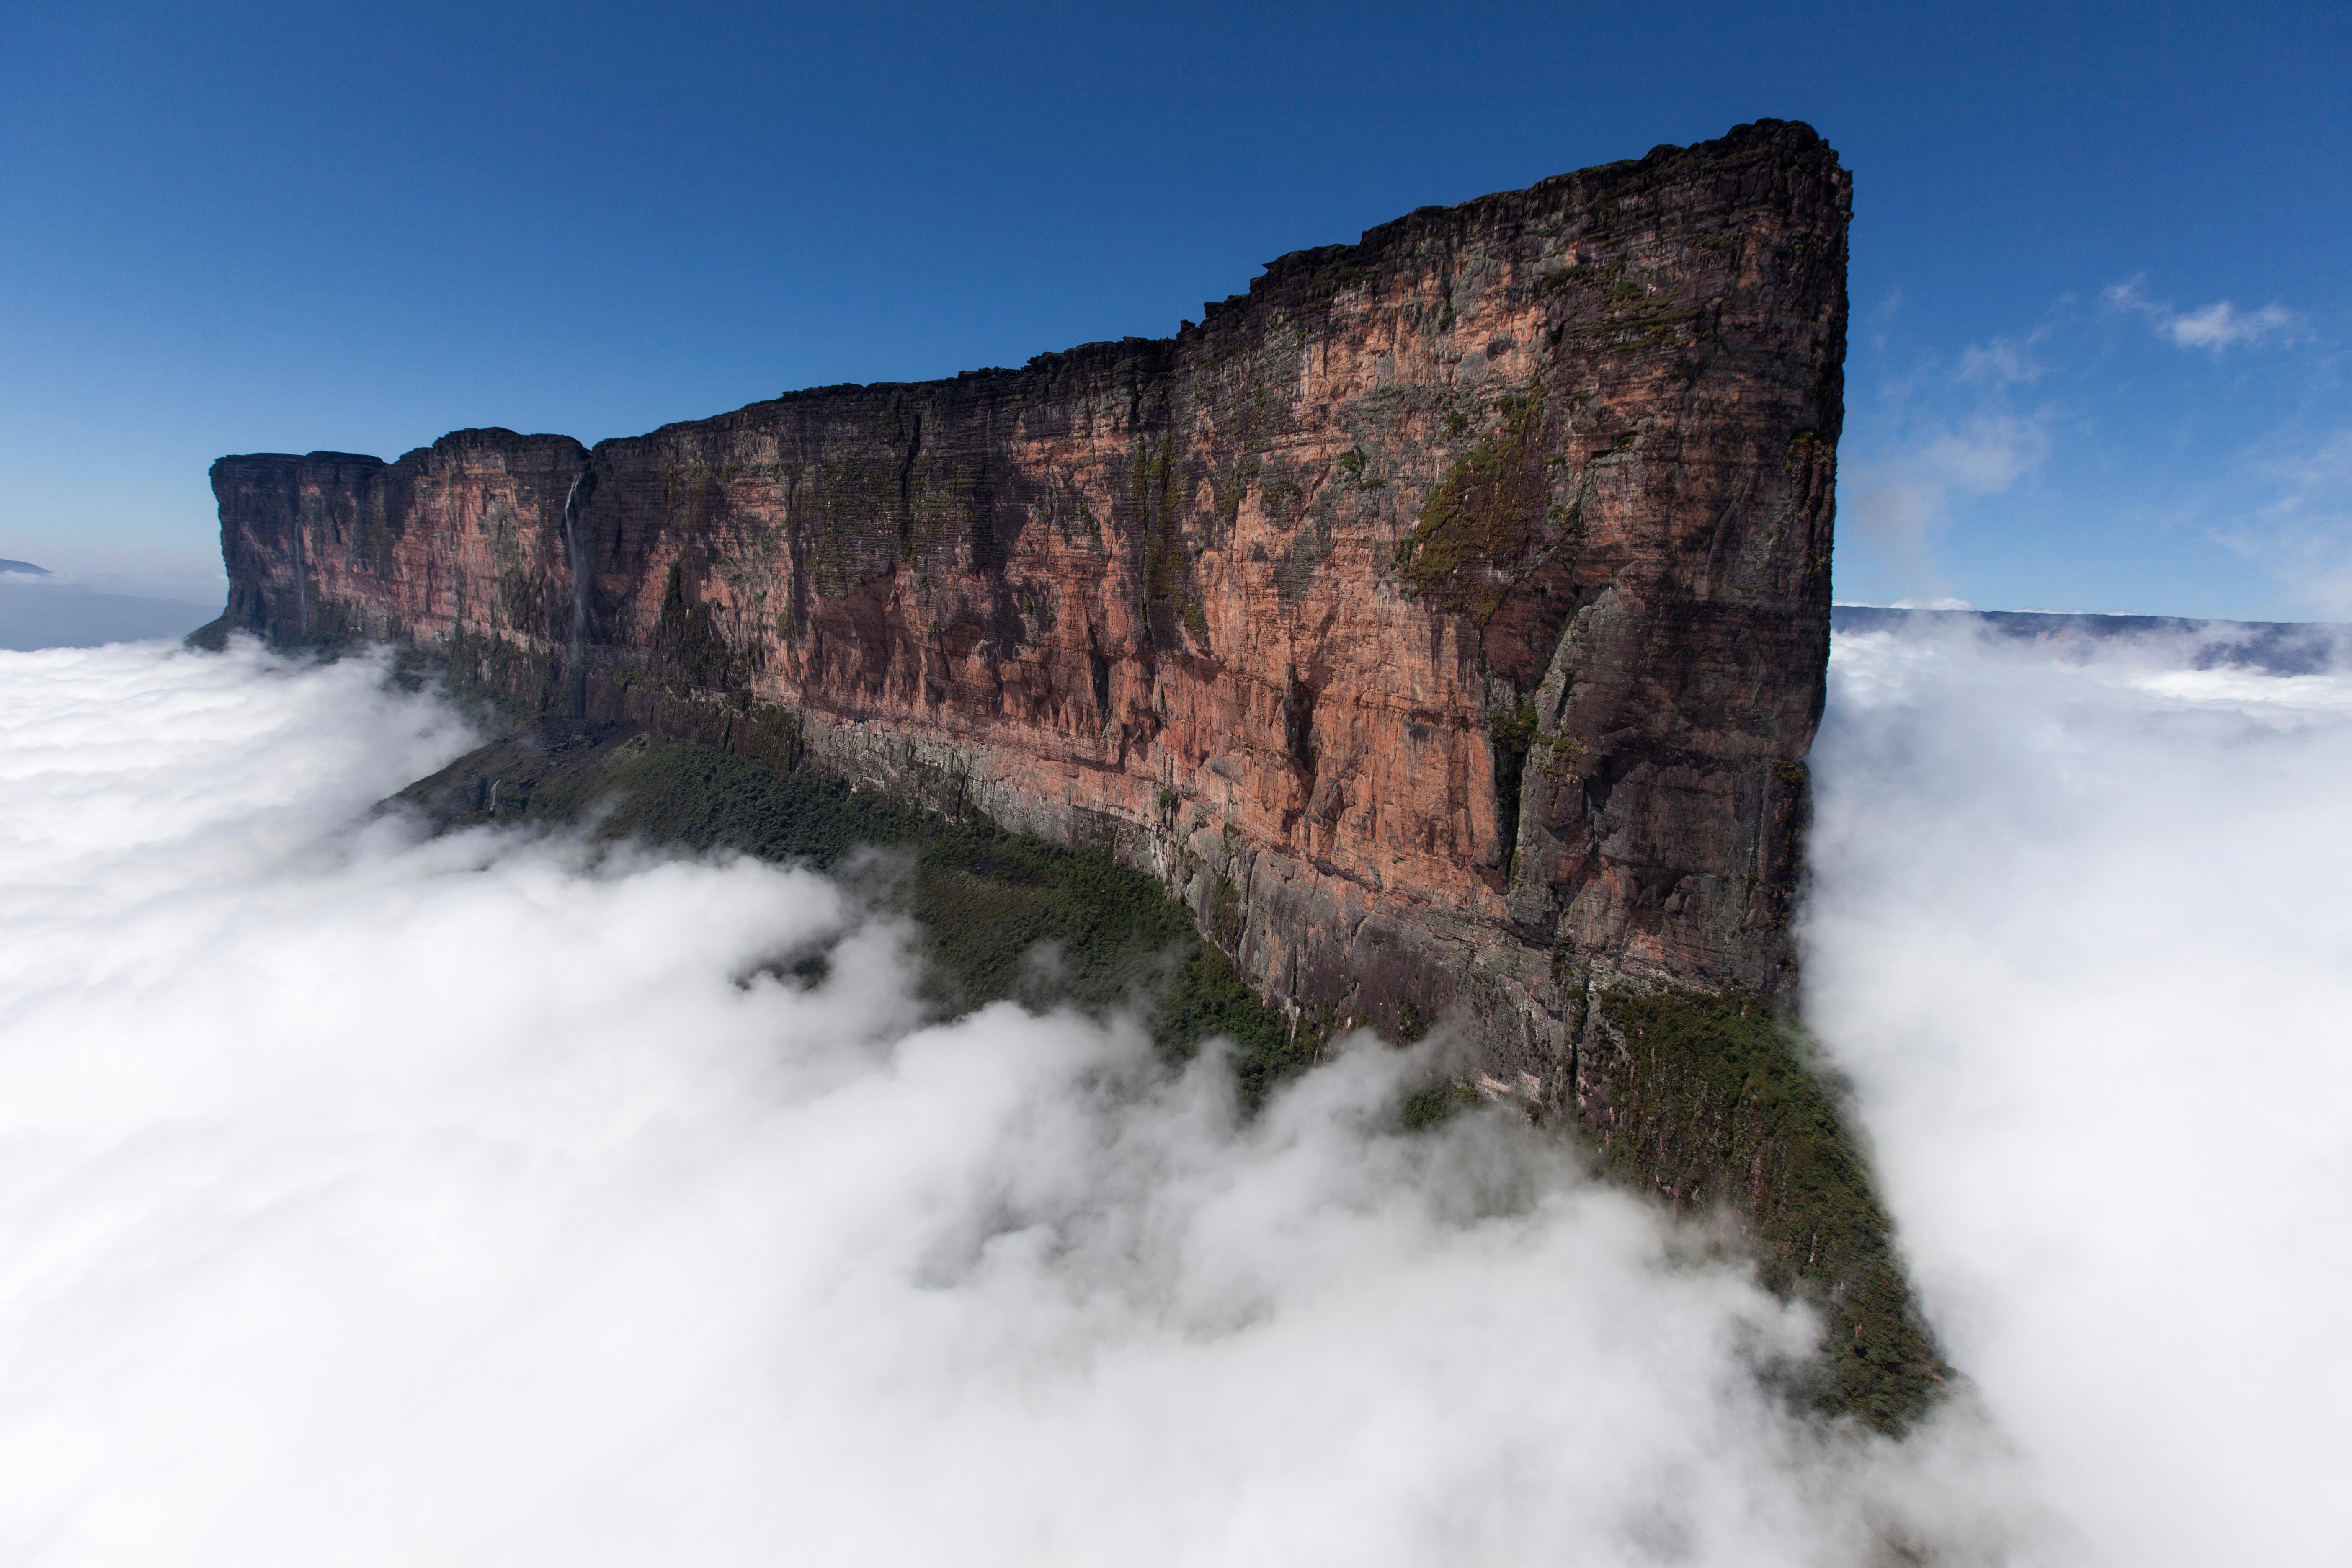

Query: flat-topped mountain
[206,121,1942,1424]
[209,118,1847,1068]
[1833,603,2348,675]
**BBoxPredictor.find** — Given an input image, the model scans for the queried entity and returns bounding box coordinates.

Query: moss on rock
[1580,983,1948,1431]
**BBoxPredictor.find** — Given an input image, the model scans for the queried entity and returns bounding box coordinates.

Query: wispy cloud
[1865,288,1904,353]
[1848,264,2333,619]
[1844,410,2053,594]
[1845,292,2069,601]
[1955,312,2065,387]
[2215,428,2352,618]
[2103,276,2297,352]
[1956,337,2043,385]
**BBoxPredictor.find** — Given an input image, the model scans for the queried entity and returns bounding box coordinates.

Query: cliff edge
[209,119,1846,1081]
[207,121,1940,1428]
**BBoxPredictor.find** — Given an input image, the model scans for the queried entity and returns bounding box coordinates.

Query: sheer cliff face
[212,121,1848,1072]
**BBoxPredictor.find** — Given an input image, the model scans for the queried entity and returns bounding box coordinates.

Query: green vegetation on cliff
[1582,987,1948,1431]
[393,720,1311,1101]
[394,714,1942,1435]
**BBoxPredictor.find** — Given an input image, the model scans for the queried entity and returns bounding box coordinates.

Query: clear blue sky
[5,0,2345,619]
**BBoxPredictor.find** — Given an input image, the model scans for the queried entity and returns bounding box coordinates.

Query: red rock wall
[211,120,1849,1073]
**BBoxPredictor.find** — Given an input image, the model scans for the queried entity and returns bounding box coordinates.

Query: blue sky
[4,0,2345,619]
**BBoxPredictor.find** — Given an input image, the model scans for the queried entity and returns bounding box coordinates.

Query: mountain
[0,562,217,651]
[203,121,1942,1426]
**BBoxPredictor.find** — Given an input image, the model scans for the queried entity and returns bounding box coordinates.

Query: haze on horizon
[3,0,2346,637]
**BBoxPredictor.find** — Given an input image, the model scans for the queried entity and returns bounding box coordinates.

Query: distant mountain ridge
[1831,604,2347,676]
[0,562,217,650]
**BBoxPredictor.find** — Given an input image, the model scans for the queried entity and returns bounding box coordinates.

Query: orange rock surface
[211,120,1849,1072]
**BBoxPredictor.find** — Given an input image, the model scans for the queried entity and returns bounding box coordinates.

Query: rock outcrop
[209,119,1849,1091]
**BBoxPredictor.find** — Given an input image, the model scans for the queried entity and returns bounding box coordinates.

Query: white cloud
[2164,299,2296,350]
[1808,625,2352,1567]
[1866,289,1904,353]
[0,640,2048,1566]
[2103,276,2296,352]
[1843,411,2053,595]
[1957,327,2051,386]
[17,632,2348,1564]
[2213,428,2352,619]
[1916,414,2049,493]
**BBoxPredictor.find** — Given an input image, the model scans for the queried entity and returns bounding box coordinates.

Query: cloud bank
[10,628,2347,1564]
[1807,625,2352,1567]
[0,641,2035,1566]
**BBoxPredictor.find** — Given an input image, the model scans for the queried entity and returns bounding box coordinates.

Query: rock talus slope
[209,120,1849,1094]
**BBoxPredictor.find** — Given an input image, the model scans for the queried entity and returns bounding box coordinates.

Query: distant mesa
[1831,604,2348,677]
[0,561,216,651]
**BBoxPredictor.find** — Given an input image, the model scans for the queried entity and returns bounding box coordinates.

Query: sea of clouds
[0,628,2343,1565]
[1805,624,2352,1566]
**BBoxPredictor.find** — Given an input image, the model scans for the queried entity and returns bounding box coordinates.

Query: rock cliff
[208,119,1849,1095]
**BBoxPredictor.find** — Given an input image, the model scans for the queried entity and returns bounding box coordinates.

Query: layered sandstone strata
[209,119,1849,1086]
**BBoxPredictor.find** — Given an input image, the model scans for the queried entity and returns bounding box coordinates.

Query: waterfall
[292,522,310,641]
[562,472,591,717]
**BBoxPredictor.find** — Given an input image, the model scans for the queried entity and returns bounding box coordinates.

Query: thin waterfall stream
[292,521,309,641]
[561,472,591,717]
